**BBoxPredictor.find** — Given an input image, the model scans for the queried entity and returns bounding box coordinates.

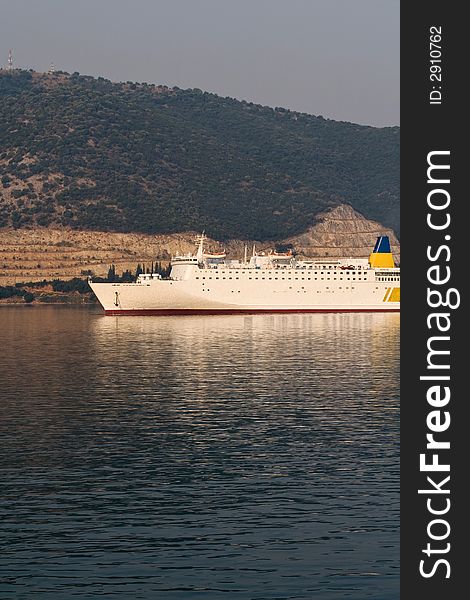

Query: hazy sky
[1,0,399,127]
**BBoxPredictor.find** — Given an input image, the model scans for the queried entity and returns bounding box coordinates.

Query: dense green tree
[107,264,117,282]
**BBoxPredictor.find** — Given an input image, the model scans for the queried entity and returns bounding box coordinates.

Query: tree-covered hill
[0,70,399,240]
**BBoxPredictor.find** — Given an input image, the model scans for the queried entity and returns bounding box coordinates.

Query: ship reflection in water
[0,307,399,599]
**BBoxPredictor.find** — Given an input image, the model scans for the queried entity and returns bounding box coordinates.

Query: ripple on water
[0,307,399,599]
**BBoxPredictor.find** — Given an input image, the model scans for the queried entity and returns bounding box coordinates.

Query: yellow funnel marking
[369,252,395,268]
[388,287,400,302]
[382,288,391,302]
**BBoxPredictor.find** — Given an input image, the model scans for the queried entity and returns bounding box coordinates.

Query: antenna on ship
[244,245,248,264]
[48,62,55,74]
[7,49,13,71]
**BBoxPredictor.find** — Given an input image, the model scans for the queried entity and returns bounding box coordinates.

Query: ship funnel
[369,235,395,268]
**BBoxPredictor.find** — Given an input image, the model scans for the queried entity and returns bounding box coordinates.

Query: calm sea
[0,307,399,599]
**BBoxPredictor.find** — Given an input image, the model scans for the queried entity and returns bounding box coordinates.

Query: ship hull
[90,277,400,315]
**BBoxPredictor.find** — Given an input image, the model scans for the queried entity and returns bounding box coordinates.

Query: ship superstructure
[89,235,400,315]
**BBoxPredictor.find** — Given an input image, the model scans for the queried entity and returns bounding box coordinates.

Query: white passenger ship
[89,234,400,315]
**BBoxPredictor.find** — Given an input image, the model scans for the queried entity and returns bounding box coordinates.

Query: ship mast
[196,232,205,263]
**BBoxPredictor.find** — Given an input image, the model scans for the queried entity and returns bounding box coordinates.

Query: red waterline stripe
[103,308,400,316]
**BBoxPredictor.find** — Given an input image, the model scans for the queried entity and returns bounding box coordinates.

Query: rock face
[284,204,400,261]
[0,204,399,285]
[223,204,400,263]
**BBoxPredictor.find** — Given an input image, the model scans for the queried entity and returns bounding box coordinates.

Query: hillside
[0,69,399,240]
[0,204,399,286]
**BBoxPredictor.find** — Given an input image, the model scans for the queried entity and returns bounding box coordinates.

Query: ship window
[216,277,219,279]
[229,277,232,279]
[236,277,239,280]
[202,277,205,279]
[196,277,199,279]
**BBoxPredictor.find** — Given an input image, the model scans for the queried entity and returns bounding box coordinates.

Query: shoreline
[0,289,97,306]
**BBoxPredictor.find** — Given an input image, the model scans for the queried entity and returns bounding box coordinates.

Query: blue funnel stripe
[373,236,391,253]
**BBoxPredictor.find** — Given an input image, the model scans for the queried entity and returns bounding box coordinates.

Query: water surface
[0,307,399,599]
